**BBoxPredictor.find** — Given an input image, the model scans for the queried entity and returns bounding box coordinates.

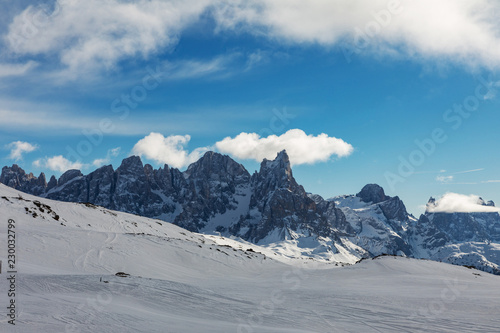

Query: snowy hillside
[1,184,500,332]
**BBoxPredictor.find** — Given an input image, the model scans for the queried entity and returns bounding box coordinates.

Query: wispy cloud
[453,168,484,174]
[414,169,447,175]
[0,102,283,136]
[165,54,241,80]
[436,175,453,183]
[0,61,38,78]
[482,81,500,100]
[482,180,500,183]
[435,168,484,184]
[0,109,99,132]
[92,147,121,168]
[6,141,38,160]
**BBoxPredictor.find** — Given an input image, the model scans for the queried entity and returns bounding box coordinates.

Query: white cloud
[426,192,500,213]
[92,147,121,168]
[34,155,84,173]
[6,141,38,160]
[132,133,209,169]
[436,175,454,183]
[215,129,353,165]
[214,0,500,69]
[482,180,500,183]
[5,0,214,78]
[5,0,500,75]
[0,61,37,77]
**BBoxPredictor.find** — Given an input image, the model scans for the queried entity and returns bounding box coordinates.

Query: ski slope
[0,184,499,332]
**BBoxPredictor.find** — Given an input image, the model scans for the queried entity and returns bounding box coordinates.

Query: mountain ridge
[2,150,500,274]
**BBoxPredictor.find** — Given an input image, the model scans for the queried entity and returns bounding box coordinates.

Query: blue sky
[0,0,499,215]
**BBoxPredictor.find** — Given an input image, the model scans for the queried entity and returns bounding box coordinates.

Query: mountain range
[2,150,499,274]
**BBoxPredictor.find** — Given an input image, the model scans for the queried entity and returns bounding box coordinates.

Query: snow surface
[1,184,499,332]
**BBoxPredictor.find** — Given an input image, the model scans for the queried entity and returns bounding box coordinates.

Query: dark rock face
[378,196,409,229]
[0,151,348,245]
[174,152,251,232]
[356,184,389,204]
[0,164,47,196]
[229,151,348,242]
[46,175,58,192]
[112,156,164,216]
[407,214,448,250]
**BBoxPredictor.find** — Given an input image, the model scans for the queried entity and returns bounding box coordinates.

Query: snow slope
[0,184,499,332]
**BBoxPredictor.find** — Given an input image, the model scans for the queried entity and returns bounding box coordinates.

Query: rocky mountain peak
[117,155,144,175]
[356,184,389,204]
[38,172,47,186]
[58,170,83,186]
[478,197,496,207]
[0,164,24,187]
[7,164,24,174]
[425,197,437,213]
[47,175,58,191]
[261,150,291,172]
[185,151,250,181]
[255,150,297,191]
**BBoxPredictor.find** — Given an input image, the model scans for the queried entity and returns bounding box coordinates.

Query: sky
[0,0,499,216]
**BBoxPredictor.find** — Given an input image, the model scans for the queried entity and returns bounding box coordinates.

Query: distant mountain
[407,197,500,274]
[332,187,500,274]
[2,151,500,274]
[331,184,414,258]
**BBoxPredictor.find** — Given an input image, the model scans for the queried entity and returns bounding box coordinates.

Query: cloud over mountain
[426,192,500,213]
[132,132,209,169]
[33,155,84,173]
[215,129,353,165]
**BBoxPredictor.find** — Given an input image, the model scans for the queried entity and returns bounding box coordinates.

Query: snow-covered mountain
[1,183,499,332]
[333,186,500,275]
[2,151,500,274]
[332,184,414,257]
[408,197,500,275]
